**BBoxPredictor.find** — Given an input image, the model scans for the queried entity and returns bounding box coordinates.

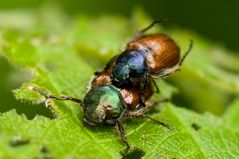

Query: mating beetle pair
[33,20,193,149]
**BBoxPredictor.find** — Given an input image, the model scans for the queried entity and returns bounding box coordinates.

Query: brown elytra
[127,33,180,75]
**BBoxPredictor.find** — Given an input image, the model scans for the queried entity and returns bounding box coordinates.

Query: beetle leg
[178,39,193,66]
[125,111,171,130]
[142,114,172,129]
[140,77,147,92]
[124,99,171,129]
[128,98,169,116]
[139,98,146,108]
[151,79,159,93]
[116,121,130,150]
[155,66,181,78]
[138,79,147,108]
[146,98,169,108]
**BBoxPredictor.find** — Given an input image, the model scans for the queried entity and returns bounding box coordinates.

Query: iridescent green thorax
[83,85,125,126]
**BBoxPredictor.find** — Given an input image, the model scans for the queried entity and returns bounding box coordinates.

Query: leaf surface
[0,8,239,159]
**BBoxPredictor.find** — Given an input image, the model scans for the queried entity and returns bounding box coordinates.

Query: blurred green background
[0,0,238,51]
[0,0,238,118]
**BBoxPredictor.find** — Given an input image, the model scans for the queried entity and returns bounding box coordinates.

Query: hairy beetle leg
[116,121,130,150]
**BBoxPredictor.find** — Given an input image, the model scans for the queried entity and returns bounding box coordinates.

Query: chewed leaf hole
[17,102,55,120]
[9,136,30,147]
[41,145,50,154]
[191,122,201,131]
[121,148,145,159]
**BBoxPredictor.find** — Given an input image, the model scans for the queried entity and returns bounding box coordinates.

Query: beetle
[30,20,192,149]
[30,77,168,149]
[30,57,169,149]
[108,20,193,93]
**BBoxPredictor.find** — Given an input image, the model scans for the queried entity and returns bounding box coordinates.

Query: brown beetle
[30,20,191,150]
[111,20,193,92]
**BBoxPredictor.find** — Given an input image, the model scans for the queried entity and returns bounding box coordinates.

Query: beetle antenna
[143,115,172,130]
[139,19,168,33]
[29,85,82,105]
[179,40,193,66]
[48,95,82,104]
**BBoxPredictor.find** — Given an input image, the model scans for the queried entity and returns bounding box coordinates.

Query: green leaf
[0,8,239,159]
[223,100,239,130]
